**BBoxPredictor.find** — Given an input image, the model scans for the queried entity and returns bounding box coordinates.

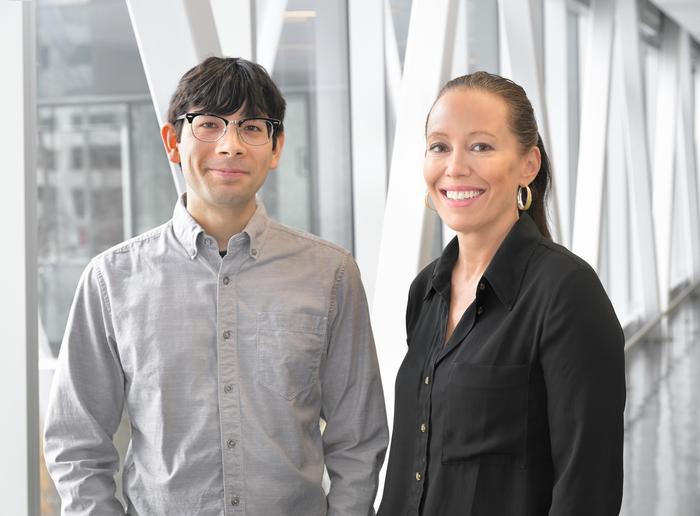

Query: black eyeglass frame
[175,112,281,145]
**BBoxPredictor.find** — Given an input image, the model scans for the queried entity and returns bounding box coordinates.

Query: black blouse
[378,214,626,516]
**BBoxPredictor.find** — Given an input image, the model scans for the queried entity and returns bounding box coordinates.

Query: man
[44,56,388,516]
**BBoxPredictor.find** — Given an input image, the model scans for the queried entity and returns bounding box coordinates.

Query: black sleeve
[539,267,626,516]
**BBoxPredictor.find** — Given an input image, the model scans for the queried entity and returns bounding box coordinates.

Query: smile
[442,189,484,200]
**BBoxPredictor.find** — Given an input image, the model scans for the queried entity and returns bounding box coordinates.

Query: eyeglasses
[175,112,281,146]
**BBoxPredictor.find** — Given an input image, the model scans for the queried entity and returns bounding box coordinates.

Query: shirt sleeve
[539,267,626,516]
[43,260,126,515]
[320,254,389,516]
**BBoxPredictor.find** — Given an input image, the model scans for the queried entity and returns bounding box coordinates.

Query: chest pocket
[442,363,529,464]
[256,312,327,400]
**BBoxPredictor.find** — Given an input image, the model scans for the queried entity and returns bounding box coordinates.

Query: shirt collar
[172,193,270,260]
[425,214,543,310]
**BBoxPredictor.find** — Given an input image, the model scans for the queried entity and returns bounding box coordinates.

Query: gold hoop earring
[517,185,532,211]
[424,193,436,212]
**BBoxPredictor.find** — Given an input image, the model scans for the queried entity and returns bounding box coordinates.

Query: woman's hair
[427,71,552,239]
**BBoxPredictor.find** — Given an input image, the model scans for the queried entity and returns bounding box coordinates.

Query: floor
[621,295,700,516]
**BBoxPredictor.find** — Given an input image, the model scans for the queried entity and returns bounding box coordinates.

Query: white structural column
[126,0,223,195]
[373,0,459,438]
[617,0,659,318]
[677,30,700,278]
[384,0,402,127]
[349,0,388,302]
[544,0,572,246]
[607,57,632,320]
[255,0,288,75]
[572,0,615,270]
[652,19,680,310]
[0,2,39,514]
[210,0,255,60]
[500,0,560,241]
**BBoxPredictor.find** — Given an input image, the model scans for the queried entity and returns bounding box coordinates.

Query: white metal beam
[349,0,388,303]
[0,1,39,514]
[652,19,679,310]
[617,0,660,317]
[373,0,459,441]
[126,0,223,195]
[210,0,254,60]
[545,0,572,246]
[677,29,700,278]
[500,0,560,241]
[572,0,615,270]
[255,0,288,75]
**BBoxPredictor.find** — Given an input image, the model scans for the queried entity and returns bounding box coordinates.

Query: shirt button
[415,472,422,481]
[477,306,484,315]
[224,384,233,393]
[424,376,430,385]
[251,248,258,256]
[479,282,486,291]
[223,276,230,285]
[231,496,240,506]
[204,238,213,247]
[420,423,427,433]
[223,330,231,340]
[227,439,236,449]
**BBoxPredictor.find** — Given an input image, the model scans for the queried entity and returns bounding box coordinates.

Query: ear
[161,123,181,164]
[520,145,541,187]
[269,132,286,170]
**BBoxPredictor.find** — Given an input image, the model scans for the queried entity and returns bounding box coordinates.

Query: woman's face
[424,88,539,236]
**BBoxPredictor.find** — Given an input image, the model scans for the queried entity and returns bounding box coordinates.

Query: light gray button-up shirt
[44,196,389,516]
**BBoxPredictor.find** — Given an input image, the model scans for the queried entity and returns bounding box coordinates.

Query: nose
[215,124,246,156]
[445,148,470,177]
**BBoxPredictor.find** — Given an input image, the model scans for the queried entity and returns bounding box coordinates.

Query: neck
[454,211,519,283]
[186,196,257,251]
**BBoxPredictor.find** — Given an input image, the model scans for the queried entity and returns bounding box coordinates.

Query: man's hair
[167,56,286,149]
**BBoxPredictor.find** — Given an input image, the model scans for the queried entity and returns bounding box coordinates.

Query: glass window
[36,1,176,513]
[260,1,354,251]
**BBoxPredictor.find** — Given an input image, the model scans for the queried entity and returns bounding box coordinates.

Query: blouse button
[478,282,486,291]
[424,376,431,385]
[477,306,484,316]
[415,472,422,481]
[420,423,427,433]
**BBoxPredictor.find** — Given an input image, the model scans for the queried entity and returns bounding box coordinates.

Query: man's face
[163,107,284,215]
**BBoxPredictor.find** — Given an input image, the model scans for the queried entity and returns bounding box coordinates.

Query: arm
[321,254,389,516]
[540,267,626,516]
[43,261,126,515]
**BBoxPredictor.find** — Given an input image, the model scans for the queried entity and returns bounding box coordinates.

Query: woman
[378,72,625,516]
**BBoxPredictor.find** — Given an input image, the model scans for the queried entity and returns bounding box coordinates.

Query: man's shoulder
[92,220,173,267]
[266,220,351,261]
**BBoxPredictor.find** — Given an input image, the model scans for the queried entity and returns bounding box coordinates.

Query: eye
[240,120,265,133]
[471,142,493,152]
[428,142,448,153]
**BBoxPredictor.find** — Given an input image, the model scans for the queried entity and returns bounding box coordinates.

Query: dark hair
[167,56,286,149]
[427,71,552,239]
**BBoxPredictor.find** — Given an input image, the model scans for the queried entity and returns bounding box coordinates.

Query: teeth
[445,190,482,200]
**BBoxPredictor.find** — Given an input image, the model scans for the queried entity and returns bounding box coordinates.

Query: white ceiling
[651,0,700,44]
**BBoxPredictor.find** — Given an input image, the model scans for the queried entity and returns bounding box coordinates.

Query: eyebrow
[426,130,497,139]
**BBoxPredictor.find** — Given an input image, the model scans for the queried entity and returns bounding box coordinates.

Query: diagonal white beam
[500,0,560,242]
[255,0,288,75]
[677,29,700,278]
[0,1,39,514]
[572,0,615,270]
[617,0,659,317]
[652,19,679,310]
[210,0,254,60]
[126,0,222,195]
[544,0,572,246]
[349,0,388,304]
[373,0,459,436]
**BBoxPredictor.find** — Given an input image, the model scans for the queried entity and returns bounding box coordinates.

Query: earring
[424,193,436,212]
[517,185,532,211]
